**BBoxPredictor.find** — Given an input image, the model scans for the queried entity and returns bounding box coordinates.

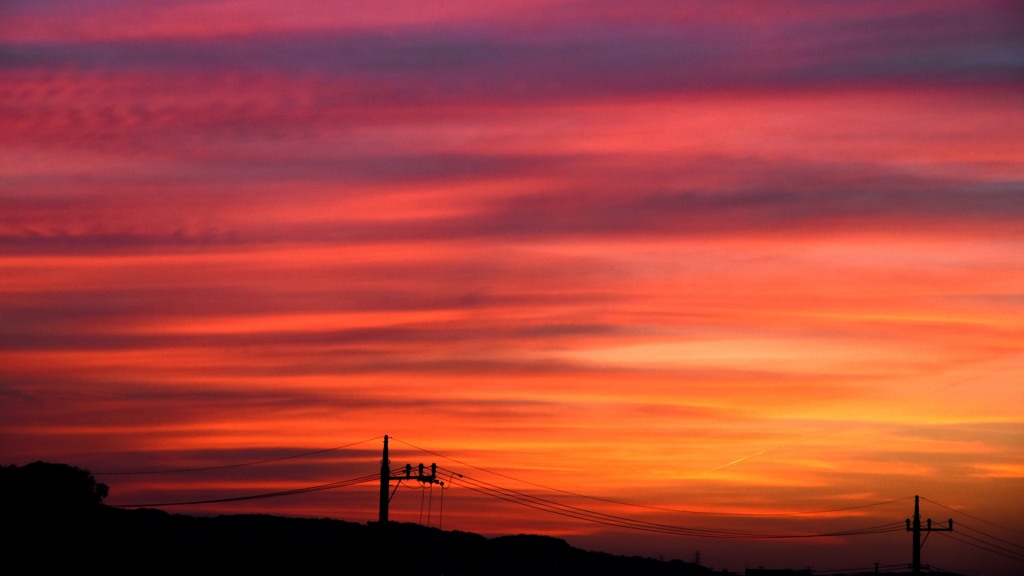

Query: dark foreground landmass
[19,506,719,575]
[2,461,713,575]
[3,462,968,576]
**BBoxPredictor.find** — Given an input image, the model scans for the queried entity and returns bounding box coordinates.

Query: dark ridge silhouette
[1,462,968,576]
[1,461,713,575]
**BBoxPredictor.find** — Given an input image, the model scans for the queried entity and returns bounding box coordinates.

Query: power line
[935,531,1024,564]
[100,434,1021,567]
[391,436,910,518]
[921,496,1024,537]
[127,464,413,511]
[114,472,380,508]
[441,466,904,540]
[958,521,1024,553]
[95,436,383,475]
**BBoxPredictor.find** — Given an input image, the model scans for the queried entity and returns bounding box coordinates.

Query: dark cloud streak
[2,172,1019,254]
[4,2,1019,106]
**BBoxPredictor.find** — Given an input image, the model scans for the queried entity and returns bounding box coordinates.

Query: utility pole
[378,435,441,524]
[379,435,391,524]
[906,495,953,576]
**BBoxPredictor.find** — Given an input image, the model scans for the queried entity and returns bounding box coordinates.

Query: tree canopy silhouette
[1,461,107,517]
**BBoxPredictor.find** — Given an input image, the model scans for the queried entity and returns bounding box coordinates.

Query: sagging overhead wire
[914,497,1024,565]
[440,466,904,540]
[921,496,1024,537]
[115,472,380,508]
[935,530,1024,564]
[117,463,415,510]
[391,436,910,518]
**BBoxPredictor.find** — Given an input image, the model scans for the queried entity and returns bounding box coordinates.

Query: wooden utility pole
[379,435,440,524]
[379,435,391,524]
[906,495,953,575]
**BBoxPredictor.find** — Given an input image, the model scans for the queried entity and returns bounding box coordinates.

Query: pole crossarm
[390,462,440,485]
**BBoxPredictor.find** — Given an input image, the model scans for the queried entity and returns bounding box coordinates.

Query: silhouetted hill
[2,462,713,575]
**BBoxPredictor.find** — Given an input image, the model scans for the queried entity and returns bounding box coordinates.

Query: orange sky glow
[2,1,1022,573]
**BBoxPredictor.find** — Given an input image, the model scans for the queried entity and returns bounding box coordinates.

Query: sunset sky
[2,1,1023,573]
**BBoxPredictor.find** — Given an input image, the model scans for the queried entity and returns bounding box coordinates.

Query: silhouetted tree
[0,461,107,517]
[0,462,113,569]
